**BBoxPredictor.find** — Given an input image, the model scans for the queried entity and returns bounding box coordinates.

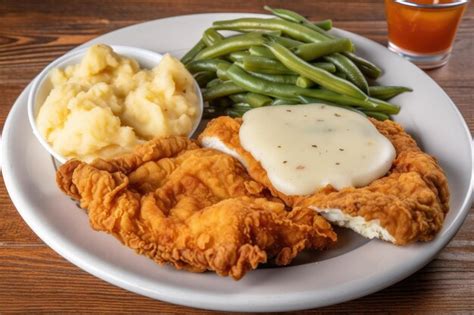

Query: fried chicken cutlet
[199,116,449,245]
[56,136,336,280]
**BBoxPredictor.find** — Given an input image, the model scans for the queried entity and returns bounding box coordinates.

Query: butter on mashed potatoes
[36,44,199,162]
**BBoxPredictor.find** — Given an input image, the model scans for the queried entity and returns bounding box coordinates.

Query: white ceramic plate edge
[4,69,473,314]
[1,13,473,312]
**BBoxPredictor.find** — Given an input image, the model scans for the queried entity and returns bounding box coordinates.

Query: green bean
[227,64,304,99]
[225,110,245,117]
[229,93,247,103]
[298,95,354,110]
[202,28,224,47]
[266,34,303,48]
[195,32,265,60]
[310,25,334,40]
[249,46,275,59]
[298,95,365,115]
[263,6,333,38]
[253,22,365,90]
[226,103,252,117]
[194,71,216,88]
[266,42,366,99]
[245,52,335,76]
[234,60,244,68]
[186,59,231,74]
[312,62,337,73]
[228,51,251,62]
[212,18,369,90]
[302,90,377,109]
[206,78,223,88]
[297,95,335,105]
[271,98,300,105]
[292,39,354,61]
[225,110,240,117]
[249,71,299,84]
[237,30,283,36]
[296,76,315,88]
[203,80,246,101]
[230,92,272,107]
[212,18,328,43]
[323,53,369,93]
[257,18,366,89]
[314,19,332,31]
[334,70,348,80]
[368,86,412,100]
[343,52,382,79]
[181,39,206,64]
[245,58,336,75]
[264,6,309,24]
[368,97,400,115]
[232,103,252,110]
[216,63,230,80]
[226,64,383,110]
[246,93,273,107]
[359,64,381,79]
[242,55,296,75]
[188,8,404,118]
[364,111,390,121]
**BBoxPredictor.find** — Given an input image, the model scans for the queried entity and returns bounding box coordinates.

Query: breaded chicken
[199,117,449,245]
[199,117,298,206]
[57,136,336,280]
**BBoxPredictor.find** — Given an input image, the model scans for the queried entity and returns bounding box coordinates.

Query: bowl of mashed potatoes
[28,44,203,163]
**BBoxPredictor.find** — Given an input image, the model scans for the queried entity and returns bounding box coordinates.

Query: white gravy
[239,104,396,195]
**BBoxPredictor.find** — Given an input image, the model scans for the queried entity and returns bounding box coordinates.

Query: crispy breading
[199,117,449,245]
[57,136,336,280]
[199,116,298,206]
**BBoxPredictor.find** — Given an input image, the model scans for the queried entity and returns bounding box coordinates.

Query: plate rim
[2,12,473,312]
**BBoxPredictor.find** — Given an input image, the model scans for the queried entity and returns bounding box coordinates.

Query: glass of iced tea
[385,0,469,69]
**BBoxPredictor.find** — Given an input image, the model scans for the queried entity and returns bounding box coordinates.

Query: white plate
[2,13,473,312]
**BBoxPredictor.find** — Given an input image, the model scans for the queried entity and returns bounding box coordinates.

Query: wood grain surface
[1,0,473,313]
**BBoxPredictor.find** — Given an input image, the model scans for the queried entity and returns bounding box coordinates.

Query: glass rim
[393,0,470,8]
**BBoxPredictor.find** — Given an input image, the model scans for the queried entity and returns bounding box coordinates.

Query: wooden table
[1,0,472,312]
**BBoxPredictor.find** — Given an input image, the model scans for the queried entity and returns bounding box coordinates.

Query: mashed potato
[36,44,199,162]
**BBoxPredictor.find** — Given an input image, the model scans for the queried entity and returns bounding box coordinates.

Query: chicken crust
[199,116,298,206]
[57,136,336,280]
[199,117,449,245]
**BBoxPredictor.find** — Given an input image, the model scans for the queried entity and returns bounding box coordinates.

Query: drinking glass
[385,0,469,69]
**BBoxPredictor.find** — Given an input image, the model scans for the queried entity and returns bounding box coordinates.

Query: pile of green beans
[181,6,411,119]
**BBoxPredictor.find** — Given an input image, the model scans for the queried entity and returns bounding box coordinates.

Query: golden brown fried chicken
[57,136,336,280]
[199,117,298,206]
[199,117,449,245]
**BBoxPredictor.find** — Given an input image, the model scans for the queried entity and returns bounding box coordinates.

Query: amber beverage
[385,0,469,69]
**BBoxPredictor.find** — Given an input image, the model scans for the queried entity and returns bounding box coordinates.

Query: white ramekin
[27,45,203,164]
